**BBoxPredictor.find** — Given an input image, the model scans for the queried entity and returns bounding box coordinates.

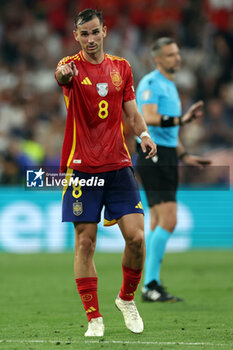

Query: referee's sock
[144,226,171,287]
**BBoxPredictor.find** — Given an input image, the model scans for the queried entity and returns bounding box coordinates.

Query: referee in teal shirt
[136,37,210,302]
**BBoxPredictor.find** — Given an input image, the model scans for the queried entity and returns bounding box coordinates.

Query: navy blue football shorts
[62,166,144,226]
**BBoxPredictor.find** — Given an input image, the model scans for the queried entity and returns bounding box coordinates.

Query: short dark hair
[151,37,176,57]
[74,8,103,28]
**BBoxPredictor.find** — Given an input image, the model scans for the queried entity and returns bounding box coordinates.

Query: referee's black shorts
[136,144,178,207]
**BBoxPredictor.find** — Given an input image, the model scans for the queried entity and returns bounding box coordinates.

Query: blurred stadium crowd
[0,0,233,185]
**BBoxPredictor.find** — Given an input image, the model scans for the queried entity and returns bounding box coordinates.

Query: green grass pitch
[0,250,232,350]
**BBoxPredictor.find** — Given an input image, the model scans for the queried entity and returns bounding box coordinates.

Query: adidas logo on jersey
[81,77,92,85]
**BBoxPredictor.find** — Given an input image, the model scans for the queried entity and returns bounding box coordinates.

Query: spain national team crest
[96,83,108,97]
[110,70,122,91]
[73,201,83,216]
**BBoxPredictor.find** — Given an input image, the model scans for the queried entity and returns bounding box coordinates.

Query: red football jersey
[55,50,136,173]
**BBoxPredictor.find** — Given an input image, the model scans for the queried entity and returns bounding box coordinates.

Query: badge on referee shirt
[142,90,151,101]
[96,83,108,97]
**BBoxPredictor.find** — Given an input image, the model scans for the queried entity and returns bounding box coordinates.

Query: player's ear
[102,25,107,38]
[73,30,79,42]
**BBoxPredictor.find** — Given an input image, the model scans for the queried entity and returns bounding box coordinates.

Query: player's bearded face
[159,44,181,73]
[74,17,106,56]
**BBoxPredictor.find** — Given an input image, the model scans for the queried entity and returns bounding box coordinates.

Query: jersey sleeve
[137,78,160,106]
[123,62,136,102]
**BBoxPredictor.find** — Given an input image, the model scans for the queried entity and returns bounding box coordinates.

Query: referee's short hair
[152,38,176,57]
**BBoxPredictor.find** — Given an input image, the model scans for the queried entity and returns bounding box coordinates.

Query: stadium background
[0,0,233,252]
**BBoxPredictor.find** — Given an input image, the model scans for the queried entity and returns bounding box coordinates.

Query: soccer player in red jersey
[55,8,156,336]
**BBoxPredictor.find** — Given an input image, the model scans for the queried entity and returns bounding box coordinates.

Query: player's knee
[133,234,144,250]
[126,230,145,254]
[77,235,96,256]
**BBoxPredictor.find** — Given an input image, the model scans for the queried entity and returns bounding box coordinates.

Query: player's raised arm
[123,99,157,159]
[56,61,78,85]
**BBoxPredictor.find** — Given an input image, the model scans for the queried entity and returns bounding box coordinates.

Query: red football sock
[75,277,102,322]
[119,265,142,301]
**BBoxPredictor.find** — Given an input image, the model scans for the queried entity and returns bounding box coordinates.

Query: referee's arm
[142,104,181,126]
[142,103,204,127]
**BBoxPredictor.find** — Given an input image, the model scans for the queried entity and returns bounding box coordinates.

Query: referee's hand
[141,137,157,159]
[181,154,212,169]
[181,100,204,124]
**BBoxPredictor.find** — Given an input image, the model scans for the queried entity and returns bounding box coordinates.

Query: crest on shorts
[110,70,122,91]
[96,83,108,97]
[73,201,83,216]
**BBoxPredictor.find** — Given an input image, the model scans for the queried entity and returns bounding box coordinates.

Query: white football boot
[115,295,144,333]
[84,317,104,337]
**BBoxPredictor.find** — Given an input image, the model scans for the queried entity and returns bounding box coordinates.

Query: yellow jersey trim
[105,54,131,65]
[80,51,85,62]
[57,53,81,67]
[67,117,76,167]
[62,117,77,200]
[64,95,69,109]
[121,122,131,160]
